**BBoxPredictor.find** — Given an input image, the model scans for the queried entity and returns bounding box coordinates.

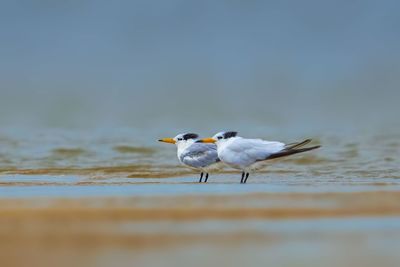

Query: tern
[158,133,220,182]
[198,131,320,183]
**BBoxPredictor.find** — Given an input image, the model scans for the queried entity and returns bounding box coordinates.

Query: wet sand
[1,174,400,267]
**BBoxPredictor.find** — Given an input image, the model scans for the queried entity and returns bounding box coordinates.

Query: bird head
[197,131,238,144]
[158,133,199,146]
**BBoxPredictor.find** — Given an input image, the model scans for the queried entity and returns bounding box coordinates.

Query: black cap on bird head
[182,133,199,140]
[222,131,238,139]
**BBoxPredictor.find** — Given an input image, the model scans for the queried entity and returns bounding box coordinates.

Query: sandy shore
[1,188,400,267]
[2,191,400,220]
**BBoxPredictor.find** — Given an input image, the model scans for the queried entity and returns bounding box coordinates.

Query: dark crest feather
[183,133,199,140]
[223,131,238,139]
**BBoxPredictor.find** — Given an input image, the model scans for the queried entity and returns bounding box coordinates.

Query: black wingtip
[285,139,313,150]
[265,145,321,160]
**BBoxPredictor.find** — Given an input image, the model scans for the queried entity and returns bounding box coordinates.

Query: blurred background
[1,0,399,136]
[1,2,400,267]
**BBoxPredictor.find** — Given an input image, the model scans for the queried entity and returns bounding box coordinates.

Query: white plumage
[159,133,220,182]
[217,137,285,170]
[199,131,320,183]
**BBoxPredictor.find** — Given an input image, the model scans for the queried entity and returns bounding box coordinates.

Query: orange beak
[158,138,176,144]
[198,138,216,143]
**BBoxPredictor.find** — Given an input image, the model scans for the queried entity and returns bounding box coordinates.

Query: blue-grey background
[1,0,399,135]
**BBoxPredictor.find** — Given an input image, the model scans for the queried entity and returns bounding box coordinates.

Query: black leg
[244,172,250,183]
[240,172,245,183]
[199,172,203,183]
[204,173,209,183]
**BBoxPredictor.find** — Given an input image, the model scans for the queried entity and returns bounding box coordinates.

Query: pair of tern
[159,131,320,183]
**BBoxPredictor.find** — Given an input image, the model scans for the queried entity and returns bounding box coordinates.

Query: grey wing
[180,143,220,168]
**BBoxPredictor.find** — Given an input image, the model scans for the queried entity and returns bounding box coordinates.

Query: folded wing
[224,138,319,165]
[180,143,220,168]
[224,138,286,165]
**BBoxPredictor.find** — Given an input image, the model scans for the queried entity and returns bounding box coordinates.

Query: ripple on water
[113,145,156,154]
[0,132,398,180]
[51,148,88,158]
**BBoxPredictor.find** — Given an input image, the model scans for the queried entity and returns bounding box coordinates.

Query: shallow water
[0,128,399,180]
[1,174,400,198]
[0,128,399,267]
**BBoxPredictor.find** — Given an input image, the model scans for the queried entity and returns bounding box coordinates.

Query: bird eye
[177,138,183,141]
[217,136,223,140]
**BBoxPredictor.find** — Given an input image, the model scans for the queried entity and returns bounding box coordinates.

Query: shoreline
[1,175,400,267]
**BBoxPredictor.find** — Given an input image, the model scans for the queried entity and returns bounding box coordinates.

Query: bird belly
[247,161,269,171]
[181,162,200,171]
[180,154,220,172]
[219,152,252,170]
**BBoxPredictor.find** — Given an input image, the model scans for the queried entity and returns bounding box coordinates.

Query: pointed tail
[265,145,321,160]
[284,139,312,150]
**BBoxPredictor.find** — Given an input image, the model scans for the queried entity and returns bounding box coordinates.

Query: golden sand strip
[1,192,400,267]
[0,165,192,177]
[1,207,399,221]
[0,232,272,249]
[1,191,400,221]
[0,165,298,178]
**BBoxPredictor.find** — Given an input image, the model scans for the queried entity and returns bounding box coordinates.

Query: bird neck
[217,137,239,152]
[176,140,196,155]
